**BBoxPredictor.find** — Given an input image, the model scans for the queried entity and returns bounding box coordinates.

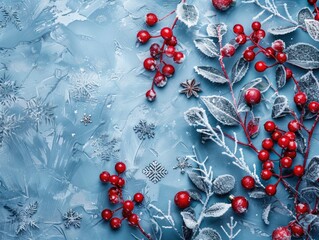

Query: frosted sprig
[221,216,241,240]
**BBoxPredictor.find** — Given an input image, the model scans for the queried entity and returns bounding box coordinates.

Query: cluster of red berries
[99,162,150,239]
[137,12,185,101]
[308,0,319,20]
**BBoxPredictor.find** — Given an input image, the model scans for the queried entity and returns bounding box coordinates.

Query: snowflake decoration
[0,111,20,145]
[25,98,55,127]
[142,160,168,184]
[81,113,92,126]
[4,201,39,234]
[133,120,156,140]
[173,156,192,174]
[0,73,20,106]
[62,209,82,229]
[0,5,22,30]
[91,134,120,161]
[179,79,202,98]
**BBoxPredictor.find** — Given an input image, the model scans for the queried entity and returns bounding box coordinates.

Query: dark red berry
[160,27,173,40]
[258,150,270,162]
[117,177,125,188]
[272,40,285,52]
[276,52,287,63]
[271,131,282,141]
[280,157,292,168]
[294,92,307,106]
[115,162,126,174]
[110,217,122,229]
[153,71,167,87]
[293,165,304,177]
[150,43,161,58]
[287,141,297,151]
[254,29,266,39]
[290,222,304,237]
[108,187,119,196]
[284,131,296,141]
[235,34,247,44]
[100,171,110,183]
[255,61,267,72]
[265,184,277,196]
[165,36,177,46]
[308,101,319,113]
[134,193,144,203]
[278,136,290,148]
[261,169,272,180]
[128,214,139,226]
[143,58,156,71]
[165,45,175,58]
[284,150,297,159]
[162,64,175,77]
[265,47,275,58]
[146,13,158,26]
[264,121,276,132]
[221,44,236,57]
[123,200,135,212]
[109,193,119,204]
[241,176,255,190]
[109,175,119,185]
[262,138,274,150]
[272,226,291,240]
[245,88,261,105]
[212,0,234,11]
[243,49,255,62]
[285,67,292,80]
[101,209,113,221]
[173,52,185,64]
[174,191,191,209]
[315,13,319,21]
[288,120,300,132]
[262,160,274,170]
[146,89,156,101]
[233,24,244,34]
[308,0,317,5]
[251,21,261,31]
[137,30,151,44]
[230,195,249,214]
[295,203,309,215]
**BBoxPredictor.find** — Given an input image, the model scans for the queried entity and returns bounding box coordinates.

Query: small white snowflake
[173,156,192,174]
[81,113,92,126]
[62,209,82,229]
[142,160,168,184]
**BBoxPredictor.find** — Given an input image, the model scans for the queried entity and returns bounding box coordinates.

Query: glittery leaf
[194,66,228,84]
[194,228,222,240]
[262,204,272,225]
[207,23,227,38]
[286,43,319,69]
[275,65,286,89]
[204,203,231,217]
[181,211,198,229]
[188,171,207,192]
[305,19,319,42]
[176,3,199,28]
[212,174,235,195]
[194,38,219,58]
[305,156,319,184]
[231,57,249,84]
[271,95,290,119]
[298,7,313,28]
[268,25,298,35]
[248,188,267,199]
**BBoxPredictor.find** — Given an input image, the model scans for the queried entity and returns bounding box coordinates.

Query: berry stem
[158,10,176,21]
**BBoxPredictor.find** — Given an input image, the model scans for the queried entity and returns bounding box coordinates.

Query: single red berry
[245,88,261,105]
[284,131,296,141]
[308,101,319,113]
[123,200,135,212]
[115,162,126,174]
[272,226,291,240]
[233,24,244,34]
[108,187,119,196]
[165,45,175,58]
[290,222,304,237]
[264,121,276,132]
[117,177,126,188]
[294,92,307,106]
[272,40,285,52]
[143,58,156,71]
[288,120,300,132]
[137,30,151,44]
[110,218,122,229]
[109,193,119,204]
[278,136,290,148]
[146,89,156,101]
[235,34,247,45]
[212,0,235,11]
[255,61,267,72]
[254,29,266,39]
[230,195,249,214]
[262,138,274,150]
[101,209,113,221]
[221,44,236,57]
[261,169,272,180]
[271,131,282,141]
[134,193,144,203]
[262,160,274,170]
[160,27,173,40]
[99,171,110,183]
[122,208,132,218]
[251,21,261,31]
[315,13,319,21]
[276,52,287,63]
[162,64,175,77]
[109,175,119,185]
[128,214,139,226]
[293,165,304,177]
[285,67,292,80]
[146,13,158,26]
[241,176,255,190]
[153,71,167,87]
[295,203,309,215]
[165,36,177,46]
[280,157,292,168]
[308,0,317,5]
[150,43,161,58]
[173,52,185,64]
[284,150,297,159]
[287,141,297,151]
[258,150,270,162]
[265,184,277,196]
[174,191,191,209]
[243,49,255,62]
[265,47,276,58]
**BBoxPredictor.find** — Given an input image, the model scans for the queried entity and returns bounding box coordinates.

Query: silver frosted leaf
[262,204,272,225]
[182,225,193,240]
[176,3,199,28]
[248,188,267,199]
[207,23,227,38]
[268,25,298,35]
[184,107,208,127]
[305,156,319,183]
[299,214,318,229]
[201,96,240,126]
[204,203,231,217]
[275,65,286,89]
[305,19,319,42]
[194,228,222,240]
[298,7,314,28]
[194,66,228,84]
[212,174,235,195]
[194,38,219,58]
[301,187,319,199]
[272,95,290,119]
[181,211,198,229]
[286,43,319,69]
[295,131,306,154]
[188,189,202,201]
[188,171,207,192]
[231,57,249,84]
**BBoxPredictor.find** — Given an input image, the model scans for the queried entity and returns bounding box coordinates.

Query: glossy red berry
[262,138,274,150]
[285,67,292,80]
[284,131,296,141]
[212,0,235,11]
[261,169,272,180]
[100,171,110,183]
[123,200,135,212]
[255,61,267,72]
[109,175,119,185]
[233,24,244,34]
[235,34,247,45]
[287,141,297,151]
[278,136,290,148]
[293,165,304,177]
[308,0,318,4]
[290,222,304,237]
[294,92,307,106]
[137,30,151,44]
[288,120,300,132]
[150,43,161,58]
[276,52,287,63]
[165,36,177,46]
[241,176,255,190]
[308,101,319,113]
[174,191,191,209]
[243,49,255,62]
[162,64,175,77]
[230,195,249,214]
[108,187,119,196]
[101,209,113,221]
[134,193,144,203]
[264,121,276,132]
[271,131,282,141]
[262,160,274,170]
[143,58,156,71]
[165,45,175,58]
[258,150,270,162]
[221,44,236,57]
[128,214,139,226]
[295,203,309,215]
[272,39,285,52]
[117,177,125,188]
[146,89,156,101]
[251,21,261,31]
[265,184,277,196]
[245,88,261,105]
[153,71,167,87]
[173,52,185,64]
[280,157,292,168]
[315,13,319,21]
[110,218,122,229]
[160,27,173,40]
[272,226,291,240]
[265,47,276,58]
[115,162,126,174]
[146,13,158,26]
[109,193,119,204]
[284,150,297,159]
[254,29,266,39]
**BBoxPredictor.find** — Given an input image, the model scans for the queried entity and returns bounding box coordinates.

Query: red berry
[308,0,318,5]
[287,141,297,151]
[258,150,270,162]
[109,175,119,185]
[262,160,274,170]
[288,120,300,132]
[265,47,275,58]
[255,61,267,72]
[271,131,282,141]
[117,177,126,188]
[308,101,319,113]
[254,29,266,39]
[284,131,296,141]
[174,191,191,209]
[162,64,175,77]
[134,193,144,203]
[235,34,247,45]
[262,138,274,150]
[146,13,158,26]
[280,157,292,168]
[241,176,255,190]
[212,0,234,11]
[261,169,272,180]
[230,195,249,214]
[315,13,319,20]
[290,222,304,237]
[108,187,119,196]
[284,150,297,159]
[276,52,287,63]
[173,52,185,64]
[101,209,113,221]
[160,27,173,40]
[278,136,290,148]
[251,21,261,31]
[143,58,156,71]
[272,226,291,240]
[109,193,119,204]
[146,89,156,101]
[99,171,110,183]
[128,214,139,226]
[165,36,177,46]
[272,39,285,52]
[294,92,307,106]
[245,88,261,105]
[295,203,309,215]
[137,30,151,44]
[293,165,304,177]
[110,218,122,229]
[115,162,126,174]
[150,43,161,58]
[265,184,277,196]
[264,121,276,132]
[153,71,167,87]
[243,49,255,62]
[123,200,135,212]
[233,24,244,34]
[165,46,175,58]
[221,44,236,57]
[285,67,292,80]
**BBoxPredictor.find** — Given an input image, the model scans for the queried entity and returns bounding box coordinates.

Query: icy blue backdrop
[0,0,318,239]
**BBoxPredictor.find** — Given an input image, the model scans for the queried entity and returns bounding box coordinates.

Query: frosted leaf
[188,171,207,192]
[239,220,271,237]
[275,65,286,89]
[299,214,318,229]
[201,96,240,126]
[272,95,290,119]
[247,117,260,139]
[248,188,267,199]
[301,187,319,199]
[176,3,199,28]
[182,225,193,240]
[205,203,231,217]
[305,156,319,183]
[207,23,227,38]
[268,25,298,35]
[262,204,272,225]
[212,174,235,195]
[181,211,198,229]
[298,8,313,28]
[231,57,249,84]
[295,131,306,154]
[188,189,202,201]
[194,66,228,84]
[194,228,222,240]
[194,38,219,58]
[184,107,208,127]
[286,43,319,69]
[305,19,319,41]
